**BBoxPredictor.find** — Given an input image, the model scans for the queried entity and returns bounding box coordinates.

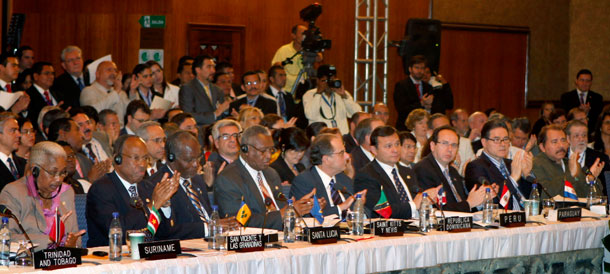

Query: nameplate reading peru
[307,227,340,244]
[228,234,264,252]
[557,207,581,222]
[138,240,181,259]
[373,220,404,236]
[439,216,472,232]
[34,247,82,270]
[499,212,526,227]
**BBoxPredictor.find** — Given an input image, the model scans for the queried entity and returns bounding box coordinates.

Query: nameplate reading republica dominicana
[307,227,340,244]
[34,247,81,269]
[439,216,472,232]
[557,207,582,222]
[500,212,526,227]
[373,220,404,236]
[138,240,181,260]
[228,234,264,252]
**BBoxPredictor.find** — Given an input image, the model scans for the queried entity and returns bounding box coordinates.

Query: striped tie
[183,179,209,222]
[329,178,343,206]
[257,172,277,211]
[392,168,410,204]
[6,158,18,179]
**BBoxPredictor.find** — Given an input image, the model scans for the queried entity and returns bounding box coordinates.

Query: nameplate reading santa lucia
[138,239,181,259]
[306,227,340,244]
[34,247,81,269]
[228,234,264,252]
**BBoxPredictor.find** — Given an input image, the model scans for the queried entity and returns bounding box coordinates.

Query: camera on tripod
[300,4,331,54]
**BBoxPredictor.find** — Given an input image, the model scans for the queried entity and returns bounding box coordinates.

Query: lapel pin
[407,175,411,179]
[146,198,150,203]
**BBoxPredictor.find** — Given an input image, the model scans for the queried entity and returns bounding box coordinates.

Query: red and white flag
[49,208,65,244]
[499,184,511,209]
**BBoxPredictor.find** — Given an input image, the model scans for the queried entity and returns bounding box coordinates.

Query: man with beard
[80,61,131,126]
[565,120,607,194]
[229,71,277,115]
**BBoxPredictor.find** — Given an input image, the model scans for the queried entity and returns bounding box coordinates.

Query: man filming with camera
[302,65,362,135]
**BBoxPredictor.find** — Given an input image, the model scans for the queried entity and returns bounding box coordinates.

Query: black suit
[290,167,353,217]
[464,153,532,210]
[51,73,83,109]
[343,134,358,154]
[229,94,277,115]
[568,148,610,197]
[354,160,419,219]
[560,89,603,133]
[141,165,211,240]
[25,85,62,130]
[414,154,471,212]
[350,146,372,172]
[0,154,26,192]
[86,172,168,247]
[393,78,453,131]
[265,87,298,119]
[471,140,482,154]
[270,156,304,184]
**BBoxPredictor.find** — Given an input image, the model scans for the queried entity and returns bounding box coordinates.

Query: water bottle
[208,205,220,249]
[108,212,123,261]
[0,217,10,266]
[530,184,540,216]
[283,199,296,243]
[482,188,493,224]
[586,179,598,209]
[352,194,364,236]
[419,193,431,232]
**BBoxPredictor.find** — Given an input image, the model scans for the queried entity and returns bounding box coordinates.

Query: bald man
[373,103,390,124]
[80,61,131,126]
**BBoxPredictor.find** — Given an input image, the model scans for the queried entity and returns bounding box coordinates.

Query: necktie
[128,185,138,198]
[278,91,287,119]
[150,168,156,175]
[580,93,586,105]
[257,172,277,211]
[6,158,18,179]
[77,77,85,90]
[85,143,98,163]
[391,168,410,204]
[43,90,53,105]
[203,84,212,101]
[498,161,523,209]
[5,84,11,93]
[329,178,343,206]
[183,179,209,222]
[443,168,462,202]
[415,83,422,99]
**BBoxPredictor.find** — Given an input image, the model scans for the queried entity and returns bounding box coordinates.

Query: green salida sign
[139,15,166,28]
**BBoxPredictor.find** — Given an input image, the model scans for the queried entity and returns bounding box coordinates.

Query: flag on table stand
[49,207,65,244]
[564,180,578,200]
[499,185,511,209]
[437,187,447,207]
[310,195,324,225]
[236,200,251,226]
[374,186,392,218]
[147,205,161,235]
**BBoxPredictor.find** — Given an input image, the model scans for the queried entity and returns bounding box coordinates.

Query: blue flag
[310,194,324,225]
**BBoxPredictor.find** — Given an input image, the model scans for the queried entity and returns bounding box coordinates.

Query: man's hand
[285,117,298,128]
[579,102,591,114]
[214,100,231,117]
[219,216,241,230]
[151,172,180,208]
[337,189,367,211]
[317,196,328,210]
[421,93,434,107]
[521,151,533,177]
[87,159,112,182]
[10,93,30,114]
[589,157,605,179]
[203,161,214,187]
[289,189,315,217]
[568,151,580,178]
[466,185,489,208]
[435,73,448,84]
[525,134,537,152]
[333,85,347,99]
[114,71,123,92]
[510,150,524,181]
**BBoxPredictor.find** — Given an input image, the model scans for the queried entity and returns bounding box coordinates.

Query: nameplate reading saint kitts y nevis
[499,212,526,227]
[557,207,582,222]
[228,234,264,252]
[34,247,82,270]
[372,220,404,236]
[306,227,340,244]
[438,216,472,232]
[138,239,181,260]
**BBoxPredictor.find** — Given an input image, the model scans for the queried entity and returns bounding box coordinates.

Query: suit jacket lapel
[109,172,133,211]
[236,161,266,212]
[195,80,213,107]
[371,161,402,202]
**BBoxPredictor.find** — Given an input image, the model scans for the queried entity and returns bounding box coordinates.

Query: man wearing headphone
[85,135,179,247]
[214,125,316,230]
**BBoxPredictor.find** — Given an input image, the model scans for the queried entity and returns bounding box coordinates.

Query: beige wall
[432,0,571,102]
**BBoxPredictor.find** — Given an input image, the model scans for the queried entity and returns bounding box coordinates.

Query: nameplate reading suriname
[138,239,181,260]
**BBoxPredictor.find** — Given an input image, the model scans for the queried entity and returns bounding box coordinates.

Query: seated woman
[0,141,85,249]
[270,127,310,185]
[238,106,264,130]
[15,118,36,160]
[405,109,430,163]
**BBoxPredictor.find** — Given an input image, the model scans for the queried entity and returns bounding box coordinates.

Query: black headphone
[114,155,122,165]
[32,166,40,178]
[240,144,249,153]
[167,152,175,162]
[113,134,138,165]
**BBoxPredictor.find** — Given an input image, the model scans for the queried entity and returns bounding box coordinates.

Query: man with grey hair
[450,109,470,138]
[208,119,242,175]
[136,121,167,177]
[52,45,86,109]
[80,61,131,126]
[372,103,390,124]
[214,125,316,229]
[351,117,384,171]
[0,112,26,191]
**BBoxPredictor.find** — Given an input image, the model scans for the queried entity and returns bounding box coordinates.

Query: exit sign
[139,15,166,28]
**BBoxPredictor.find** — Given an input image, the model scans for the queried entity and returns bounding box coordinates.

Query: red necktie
[415,83,422,99]
[44,90,52,105]
[5,84,11,93]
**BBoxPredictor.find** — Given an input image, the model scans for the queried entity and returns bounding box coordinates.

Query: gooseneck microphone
[0,205,34,247]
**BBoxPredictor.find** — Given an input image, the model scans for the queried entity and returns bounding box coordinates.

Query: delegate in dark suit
[414,154,471,212]
[270,155,305,184]
[465,153,533,210]
[141,165,211,240]
[207,152,231,175]
[350,146,373,172]
[214,159,287,230]
[343,134,358,154]
[569,148,610,196]
[265,87,299,118]
[0,153,26,192]
[229,95,277,115]
[51,72,82,109]
[179,79,225,125]
[560,89,603,133]
[25,85,62,131]
[393,78,452,131]
[354,160,417,219]
[290,167,353,217]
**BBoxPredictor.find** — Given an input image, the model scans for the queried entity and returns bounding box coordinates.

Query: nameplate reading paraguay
[138,239,181,259]
[34,247,81,269]
[557,207,581,222]
[499,212,526,227]
[439,216,472,232]
[228,234,264,252]
[307,227,340,244]
[373,220,404,236]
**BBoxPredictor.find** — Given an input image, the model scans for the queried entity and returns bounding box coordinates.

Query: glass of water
[542,199,555,218]
[345,211,355,235]
[215,224,228,250]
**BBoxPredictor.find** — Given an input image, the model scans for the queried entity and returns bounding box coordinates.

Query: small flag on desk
[564,180,578,200]
[310,194,324,225]
[147,206,161,235]
[499,184,511,209]
[437,187,447,207]
[374,187,392,218]
[236,200,251,226]
[49,208,65,244]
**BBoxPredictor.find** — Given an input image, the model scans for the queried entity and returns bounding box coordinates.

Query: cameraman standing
[302,65,361,135]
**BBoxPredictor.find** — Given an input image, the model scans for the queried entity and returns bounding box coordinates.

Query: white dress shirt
[315,166,345,216]
[376,160,417,217]
[239,157,279,210]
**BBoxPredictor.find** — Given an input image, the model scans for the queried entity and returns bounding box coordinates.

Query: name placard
[499,212,526,227]
[228,234,264,252]
[138,239,181,260]
[438,216,472,232]
[557,207,581,222]
[372,220,404,236]
[306,227,340,244]
[34,247,81,270]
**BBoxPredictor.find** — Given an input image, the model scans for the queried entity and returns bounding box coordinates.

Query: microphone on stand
[0,205,34,249]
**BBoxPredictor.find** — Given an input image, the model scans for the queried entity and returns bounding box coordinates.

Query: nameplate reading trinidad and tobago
[438,216,472,232]
[227,234,264,252]
[34,247,81,270]
[306,227,340,244]
[138,239,181,260]
[372,220,404,236]
[557,207,582,222]
[499,212,526,227]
